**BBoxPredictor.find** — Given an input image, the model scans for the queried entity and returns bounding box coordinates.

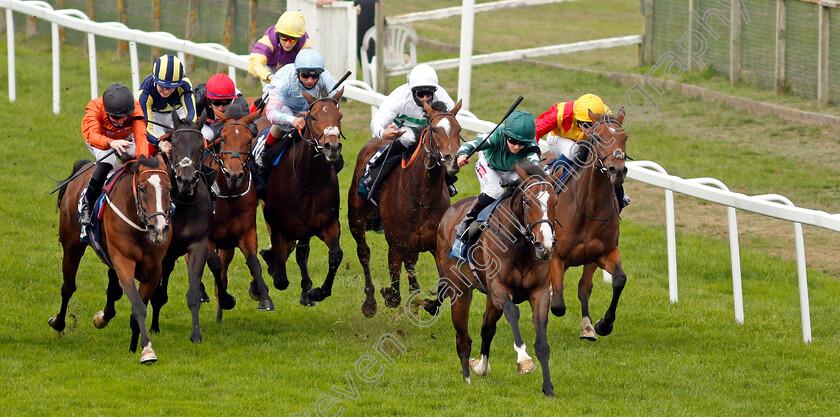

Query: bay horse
[261,89,344,307]
[205,107,275,322]
[148,114,214,343]
[545,108,629,341]
[426,163,557,397]
[51,154,172,363]
[348,100,463,318]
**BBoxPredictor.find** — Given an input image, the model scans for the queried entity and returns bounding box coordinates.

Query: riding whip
[49,148,116,194]
[329,71,353,94]
[465,95,524,159]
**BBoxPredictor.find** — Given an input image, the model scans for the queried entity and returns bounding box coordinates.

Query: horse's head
[214,108,261,190]
[125,154,171,244]
[421,99,463,176]
[514,163,557,260]
[302,88,343,164]
[167,111,207,196]
[581,108,628,186]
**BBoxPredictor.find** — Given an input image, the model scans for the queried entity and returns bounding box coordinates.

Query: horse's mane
[423,101,449,117]
[56,159,93,208]
[136,155,162,168]
[517,162,547,179]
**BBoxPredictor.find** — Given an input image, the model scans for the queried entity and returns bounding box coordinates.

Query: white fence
[3,0,839,343]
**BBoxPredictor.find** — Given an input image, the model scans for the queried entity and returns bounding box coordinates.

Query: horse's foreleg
[529,285,555,397]
[471,295,504,377]
[240,229,275,311]
[308,219,342,303]
[112,256,156,362]
[451,290,473,384]
[578,263,598,341]
[150,256,176,333]
[49,240,86,333]
[136,276,161,363]
[185,241,209,343]
[295,236,314,306]
[549,256,567,317]
[214,248,237,322]
[91,269,122,331]
[267,232,292,292]
[404,251,420,293]
[349,209,376,318]
[207,248,236,323]
[381,247,404,308]
[594,248,625,336]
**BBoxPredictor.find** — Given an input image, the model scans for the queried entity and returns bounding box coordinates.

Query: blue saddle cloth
[449,197,505,262]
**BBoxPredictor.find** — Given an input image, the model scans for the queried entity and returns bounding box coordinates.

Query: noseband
[587,117,629,174]
[506,180,556,247]
[297,97,344,155]
[169,127,204,183]
[409,112,458,170]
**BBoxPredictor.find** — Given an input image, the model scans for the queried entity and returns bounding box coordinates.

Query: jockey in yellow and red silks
[535,93,630,210]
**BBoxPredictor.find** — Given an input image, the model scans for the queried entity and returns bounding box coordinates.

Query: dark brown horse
[148,114,214,342]
[427,163,557,397]
[205,108,275,321]
[545,108,629,340]
[51,154,172,363]
[261,89,344,307]
[348,100,463,317]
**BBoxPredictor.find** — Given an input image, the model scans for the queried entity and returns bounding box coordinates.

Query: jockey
[248,11,313,95]
[362,64,458,200]
[254,48,342,173]
[79,83,151,230]
[193,73,257,142]
[452,110,541,245]
[136,54,197,152]
[535,93,630,209]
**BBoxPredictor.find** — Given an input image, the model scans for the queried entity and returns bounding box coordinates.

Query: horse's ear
[213,107,229,121]
[613,107,626,124]
[124,158,141,173]
[302,89,316,105]
[197,109,208,129]
[243,108,262,125]
[158,132,172,143]
[451,99,462,116]
[588,109,603,123]
[171,108,182,128]
[331,88,344,102]
[422,100,434,116]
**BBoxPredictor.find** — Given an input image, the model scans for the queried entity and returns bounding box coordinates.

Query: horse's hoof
[274,276,289,291]
[469,358,489,376]
[190,332,202,344]
[93,311,109,329]
[48,317,65,332]
[594,318,614,336]
[380,286,401,308]
[258,298,275,311]
[140,343,157,364]
[550,304,566,317]
[308,287,331,302]
[517,359,536,374]
[248,284,262,301]
[150,325,160,334]
[200,292,211,303]
[220,294,236,310]
[361,300,377,318]
[580,317,597,341]
[299,292,316,307]
[543,387,557,398]
[422,299,441,317]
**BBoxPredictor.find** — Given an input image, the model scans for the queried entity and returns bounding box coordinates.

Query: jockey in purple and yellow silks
[248,11,313,94]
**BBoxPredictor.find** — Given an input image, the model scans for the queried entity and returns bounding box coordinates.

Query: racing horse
[426,163,558,397]
[348,100,463,317]
[148,114,214,342]
[260,89,344,307]
[545,108,629,340]
[205,108,275,322]
[51,154,172,363]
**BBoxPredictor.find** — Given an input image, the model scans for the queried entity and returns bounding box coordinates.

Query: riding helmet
[294,48,326,71]
[206,73,237,100]
[275,11,306,38]
[503,110,537,144]
[573,93,610,122]
[407,64,439,91]
[152,54,186,89]
[103,83,135,118]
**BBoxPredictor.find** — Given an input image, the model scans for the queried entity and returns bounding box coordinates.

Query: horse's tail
[56,159,93,209]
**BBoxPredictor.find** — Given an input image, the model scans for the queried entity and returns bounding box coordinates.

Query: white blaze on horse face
[147,174,165,219]
[537,191,552,247]
[435,117,451,137]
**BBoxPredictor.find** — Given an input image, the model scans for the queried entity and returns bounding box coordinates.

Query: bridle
[205,121,254,198]
[168,127,204,188]
[508,179,556,247]
[104,168,170,232]
[586,116,630,174]
[297,97,345,155]
[404,111,459,170]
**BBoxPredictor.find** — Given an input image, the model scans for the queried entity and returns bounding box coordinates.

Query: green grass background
[2,1,840,415]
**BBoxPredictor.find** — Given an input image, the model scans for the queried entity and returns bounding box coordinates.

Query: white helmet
[407,64,439,90]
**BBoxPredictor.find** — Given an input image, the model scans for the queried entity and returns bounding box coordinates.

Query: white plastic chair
[360,24,418,88]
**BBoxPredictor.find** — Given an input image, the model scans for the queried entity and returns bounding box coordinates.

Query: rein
[206,121,255,198]
[401,112,458,209]
[289,97,344,194]
[505,180,555,247]
[104,168,169,232]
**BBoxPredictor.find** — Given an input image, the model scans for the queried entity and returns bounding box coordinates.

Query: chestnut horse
[427,163,557,397]
[149,114,214,342]
[348,100,463,317]
[545,108,629,340]
[51,155,171,363]
[205,108,275,322]
[261,89,344,307]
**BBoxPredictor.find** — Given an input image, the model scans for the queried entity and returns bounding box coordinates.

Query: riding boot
[445,171,459,197]
[80,162,113,228]
[454,193,495,239]
[615,185,630,212]
[365,141,408,202]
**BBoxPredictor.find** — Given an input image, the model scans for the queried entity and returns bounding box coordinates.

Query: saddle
[357,144,410,204]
